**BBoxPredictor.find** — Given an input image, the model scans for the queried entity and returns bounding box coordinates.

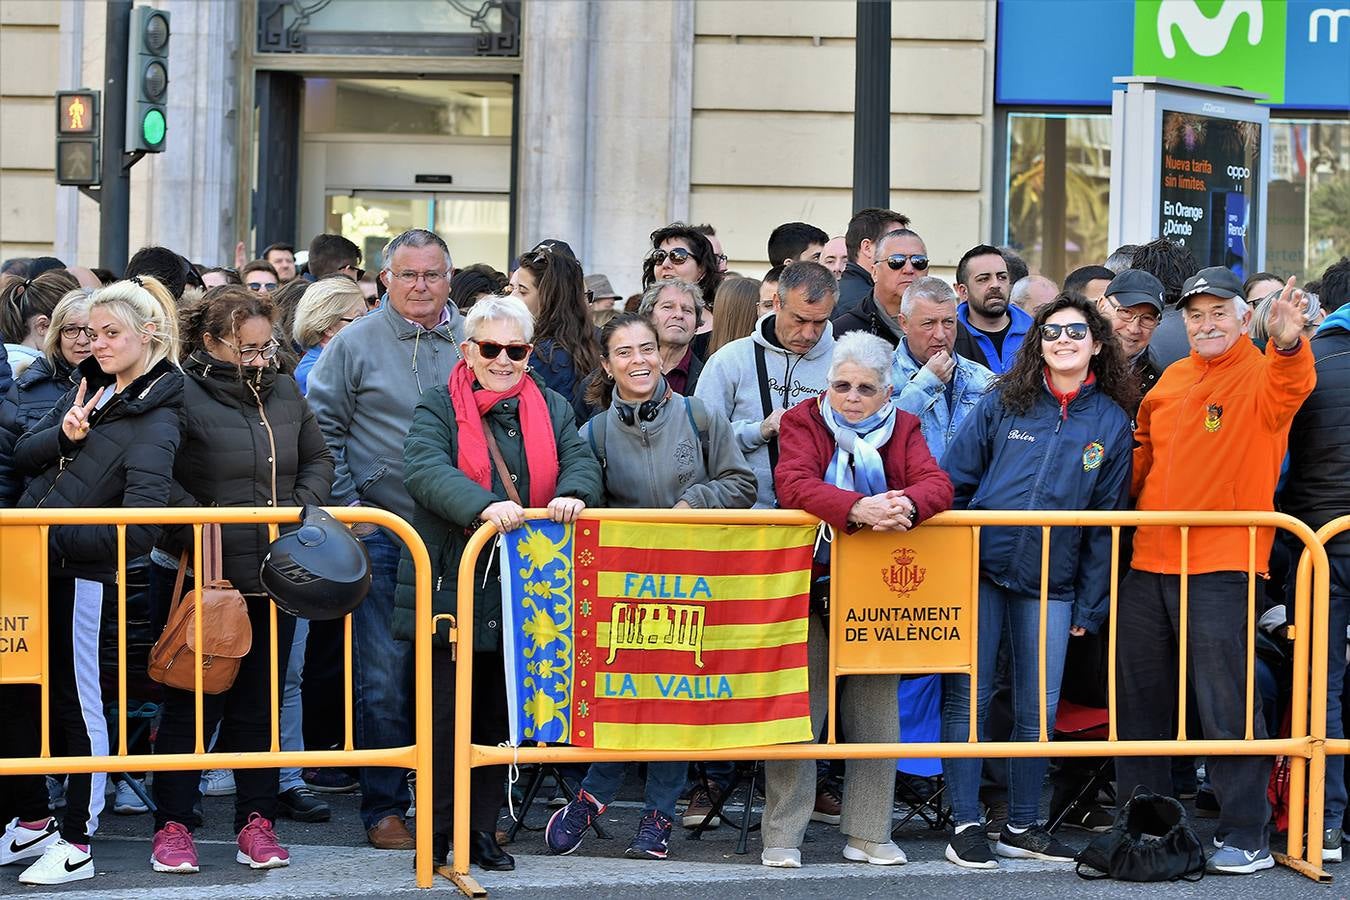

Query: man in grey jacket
[695,262,837,508]
[306,228,465,850]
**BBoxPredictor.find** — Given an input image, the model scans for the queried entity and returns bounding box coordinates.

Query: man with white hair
[307,228,465,850]
[890,277,993,461]
[1009,275,1058,316]
[1116,266,1315,875]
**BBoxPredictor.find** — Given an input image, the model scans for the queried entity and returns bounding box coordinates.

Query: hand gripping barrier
[0,506,437,889]
[449,508,1333,894]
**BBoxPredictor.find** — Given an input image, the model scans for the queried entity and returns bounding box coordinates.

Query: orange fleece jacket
[1131,336,1315,575]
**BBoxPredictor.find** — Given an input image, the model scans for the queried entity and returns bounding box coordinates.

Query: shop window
[303,78,512,138]
[1267,119,1350,283]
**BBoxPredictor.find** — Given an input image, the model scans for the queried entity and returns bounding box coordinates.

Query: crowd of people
[0,213,1346,885]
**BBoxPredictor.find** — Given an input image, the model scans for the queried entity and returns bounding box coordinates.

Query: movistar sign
[997,0,1350,108]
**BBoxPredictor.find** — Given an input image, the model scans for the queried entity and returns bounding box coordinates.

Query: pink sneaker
[236,813,289,869]
[151,822,199,873]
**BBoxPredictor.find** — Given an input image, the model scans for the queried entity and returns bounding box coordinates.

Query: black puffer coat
[15,354,78,435]
[1282,319,1350,558]
[0,344,20,506]
[16,356,183,578]
[169,353,334,594]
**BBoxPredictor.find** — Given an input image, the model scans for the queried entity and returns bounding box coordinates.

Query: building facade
[1,0,1346,293]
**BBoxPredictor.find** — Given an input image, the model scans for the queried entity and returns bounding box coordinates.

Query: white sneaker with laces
[200,769,236,797]
[1,816,60,865]
[18,839,94,885]
[114,778,150,815]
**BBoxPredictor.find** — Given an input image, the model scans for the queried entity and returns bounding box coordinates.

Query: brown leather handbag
[148,524,252,694]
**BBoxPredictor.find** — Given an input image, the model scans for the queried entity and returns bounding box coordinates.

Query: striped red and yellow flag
[502,518,816,750]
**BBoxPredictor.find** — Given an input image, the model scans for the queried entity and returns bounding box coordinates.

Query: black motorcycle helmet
[260,506,372,620]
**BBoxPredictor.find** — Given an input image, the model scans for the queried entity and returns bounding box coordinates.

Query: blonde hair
[88,276,180,371]
[292,277,366,349]
[42,287,95,362]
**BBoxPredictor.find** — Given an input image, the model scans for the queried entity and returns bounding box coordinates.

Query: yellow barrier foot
[437,864,487,897]
[1273,851,1333,883]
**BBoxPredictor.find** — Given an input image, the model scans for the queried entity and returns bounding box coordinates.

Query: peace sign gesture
[62,378,105,443]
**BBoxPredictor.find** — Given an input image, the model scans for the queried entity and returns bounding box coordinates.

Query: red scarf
[448,360,559,506]
[1044,367,1097,421]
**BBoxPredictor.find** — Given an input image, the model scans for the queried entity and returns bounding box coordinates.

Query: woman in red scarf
[394,294,602,872]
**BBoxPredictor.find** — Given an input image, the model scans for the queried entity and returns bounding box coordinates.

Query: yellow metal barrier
[449,508,1332,894]
[0,506,437,890]
[1309,515,1350,872]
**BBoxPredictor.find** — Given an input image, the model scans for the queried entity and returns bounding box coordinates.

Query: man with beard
[953,244,1032,374]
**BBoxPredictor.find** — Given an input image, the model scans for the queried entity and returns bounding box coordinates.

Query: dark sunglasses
[470,338,531,361]
[829,380,881,398]
[650,247,693,266]
[883,254,929,271]
[1040,322,1091,341]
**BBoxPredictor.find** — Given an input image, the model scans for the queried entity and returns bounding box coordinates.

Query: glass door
[325,192,510,272]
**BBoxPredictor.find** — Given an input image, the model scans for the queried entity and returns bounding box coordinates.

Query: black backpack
[1076,792,1205,882]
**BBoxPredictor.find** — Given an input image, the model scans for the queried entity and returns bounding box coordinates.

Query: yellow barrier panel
[0,506,437,890]
[1305,515,1350,876]
[450,508,1331,894]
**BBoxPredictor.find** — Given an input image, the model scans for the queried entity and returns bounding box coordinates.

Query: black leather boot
[469,830,515,871]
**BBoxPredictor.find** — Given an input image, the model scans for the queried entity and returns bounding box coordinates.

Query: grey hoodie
[307,301,466,522]
[579,378,756,510]
[694,314,835,508]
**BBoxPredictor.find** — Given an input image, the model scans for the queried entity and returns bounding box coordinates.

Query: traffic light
[125,6,169,153]
[55,90,100,186]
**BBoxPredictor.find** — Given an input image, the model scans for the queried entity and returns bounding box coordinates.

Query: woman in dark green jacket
[395,294,601,872]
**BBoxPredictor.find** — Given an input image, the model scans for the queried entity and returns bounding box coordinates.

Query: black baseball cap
[1178,266,1243,306]
[1104,269,1165,313]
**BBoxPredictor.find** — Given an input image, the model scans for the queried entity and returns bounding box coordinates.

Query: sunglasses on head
[470,338,532,361]
[650,247,693,266]
[883,253,929,271]
[1040,322,1091,341]
[829,379,881,398]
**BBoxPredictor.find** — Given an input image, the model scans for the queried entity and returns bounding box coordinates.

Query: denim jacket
[890,338,995,462]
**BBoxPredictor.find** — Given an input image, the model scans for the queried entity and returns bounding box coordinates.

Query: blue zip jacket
[956,301,1033,374]
[942,379,1133,633]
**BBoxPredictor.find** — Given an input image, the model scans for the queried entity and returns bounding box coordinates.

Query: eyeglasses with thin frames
[218,338,280,363]
[389,270,446,286]
[1104,296,1160,329]
[829,380,881,398]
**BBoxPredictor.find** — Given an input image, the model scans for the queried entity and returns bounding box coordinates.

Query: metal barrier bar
[1038,525,1050,743]
[0,506,437,890]
[446,508,1331,892]
[1246,527,1257,742]
[268,522,281,754]
[1107,526,1120,742]
[967,524,981,743]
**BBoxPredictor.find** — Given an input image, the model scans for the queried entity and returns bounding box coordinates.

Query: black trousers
[1115,569,1272,849]
[0,684,49,824]
[152,589,294,834]
[431,647,509,838]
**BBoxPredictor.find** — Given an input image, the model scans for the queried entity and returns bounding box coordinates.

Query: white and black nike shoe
[1,816,60,866]
[18,839,95,885]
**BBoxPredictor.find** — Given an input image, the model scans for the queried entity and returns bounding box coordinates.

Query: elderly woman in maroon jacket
[764,330,953,870]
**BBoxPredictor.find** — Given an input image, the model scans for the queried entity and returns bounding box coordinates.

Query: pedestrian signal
[55,90,100,186]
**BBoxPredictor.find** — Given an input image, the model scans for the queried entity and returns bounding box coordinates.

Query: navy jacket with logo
[941,379,1133,633]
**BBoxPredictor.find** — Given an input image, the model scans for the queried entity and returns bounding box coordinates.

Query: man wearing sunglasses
[829,228,929,350]
[838,208,910,314]
[1097,269,1167,407]
[954,244,1033,374]
[306,228,465,852]
[306,233,362,283]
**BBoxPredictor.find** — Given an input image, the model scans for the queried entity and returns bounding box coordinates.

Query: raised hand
[1266,276,1308,350]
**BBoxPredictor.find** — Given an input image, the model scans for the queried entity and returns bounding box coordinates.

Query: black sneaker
[996,824,1078,862]
[1053,802,1114,833]
[278,786,332,823]
[1193,788,1220,818]
[945,823,998,869]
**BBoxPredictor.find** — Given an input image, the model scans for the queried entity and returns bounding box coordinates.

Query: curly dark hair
[996,292,1138,416]
[581,313,658,412]
[640,223,722,307]
[517,244,601,379]
[180,284,276,367]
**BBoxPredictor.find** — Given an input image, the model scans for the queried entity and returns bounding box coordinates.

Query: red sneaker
[236,813,290,869]
[151,822,199,874]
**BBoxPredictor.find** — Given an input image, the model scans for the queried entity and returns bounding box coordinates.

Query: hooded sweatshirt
[694,314,835,508]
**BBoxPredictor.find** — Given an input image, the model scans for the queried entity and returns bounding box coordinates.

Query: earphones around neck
[615,385,672,426]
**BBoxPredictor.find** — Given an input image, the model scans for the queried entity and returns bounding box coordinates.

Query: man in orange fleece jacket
[1115,267,1315,876]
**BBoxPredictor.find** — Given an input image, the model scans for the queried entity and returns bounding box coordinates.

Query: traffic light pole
[852,0,891,211]
[99,0,133,274]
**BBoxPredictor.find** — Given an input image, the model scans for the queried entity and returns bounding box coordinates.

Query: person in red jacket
[766,331,953,869]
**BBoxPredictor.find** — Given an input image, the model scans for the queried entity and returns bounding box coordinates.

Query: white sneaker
[201,769,236,797]
[1,816,60,865]
[114,778,150,815]
[843,837,908,865]
[760,846,802,868]
[18,839,94,885]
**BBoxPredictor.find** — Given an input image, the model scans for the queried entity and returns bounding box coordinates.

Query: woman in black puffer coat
[11,276,182,886]
[148,285,333,874]
[14,288,94,437]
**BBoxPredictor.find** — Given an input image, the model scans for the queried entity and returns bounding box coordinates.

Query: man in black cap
[1097,269,1167,403]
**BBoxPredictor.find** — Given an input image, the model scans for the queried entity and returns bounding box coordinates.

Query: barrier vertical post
[1306,528,1334,875]
[192,523,205,754]
[1107,526,1120,741]
[268,523,281,753]
[1287,554,1313,861]
[117,524,128,755]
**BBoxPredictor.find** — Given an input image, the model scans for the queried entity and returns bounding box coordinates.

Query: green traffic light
[142,108,165,146]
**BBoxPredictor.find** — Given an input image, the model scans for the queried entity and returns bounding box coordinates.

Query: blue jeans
[582,762,688,820]
[279,617,310,792]
[1326,556,1350,826]
[354,528,413,829]
[942,578,1072,828]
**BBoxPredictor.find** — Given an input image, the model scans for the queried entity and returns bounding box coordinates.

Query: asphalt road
[1,773,1331,899]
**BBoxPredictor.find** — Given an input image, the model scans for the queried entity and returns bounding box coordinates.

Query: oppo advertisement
[1158,110,1262,277]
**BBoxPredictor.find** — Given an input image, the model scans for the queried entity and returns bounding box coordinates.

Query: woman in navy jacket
[938,293,1135,870]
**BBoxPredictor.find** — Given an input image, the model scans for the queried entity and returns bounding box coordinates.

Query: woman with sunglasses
[937,293,1135,871]
[508,246,601,415]
[641,224,723,358]
[14,288,93,435]
[766,331,951,869]
[398,294,602,872]
[145,285,334,875]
